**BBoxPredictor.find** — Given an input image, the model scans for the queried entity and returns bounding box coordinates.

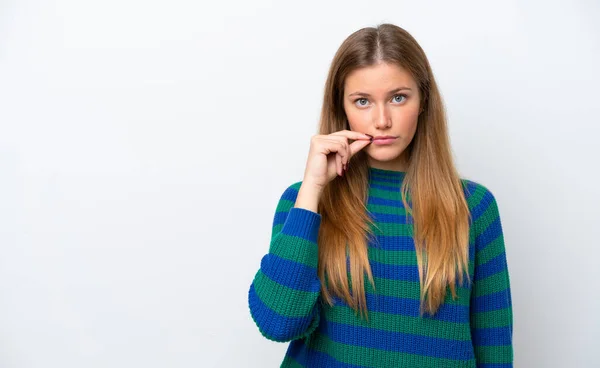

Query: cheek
[345,108,365,130]
[404,115,419,135]
[394,107,420,126]
[348,120,369,132]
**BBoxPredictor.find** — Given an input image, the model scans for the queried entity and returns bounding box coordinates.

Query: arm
[470,186,514,367]
[248,182,322,342]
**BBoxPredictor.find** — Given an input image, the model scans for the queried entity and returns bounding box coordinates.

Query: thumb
[349,138,372,157]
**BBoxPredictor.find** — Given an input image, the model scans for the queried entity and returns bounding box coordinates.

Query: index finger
[329,130,372,141]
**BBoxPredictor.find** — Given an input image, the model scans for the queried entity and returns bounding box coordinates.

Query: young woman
[248,23,513,368]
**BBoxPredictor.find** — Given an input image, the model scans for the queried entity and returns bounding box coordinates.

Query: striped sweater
[248,167,513,367]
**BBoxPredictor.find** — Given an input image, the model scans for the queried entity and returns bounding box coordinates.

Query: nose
[374,104,392,129]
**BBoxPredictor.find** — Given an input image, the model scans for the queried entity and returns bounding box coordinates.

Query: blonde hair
[316,23,471,320]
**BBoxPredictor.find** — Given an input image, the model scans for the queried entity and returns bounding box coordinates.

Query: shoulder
[460,177,504,240]
[460,177,498,209]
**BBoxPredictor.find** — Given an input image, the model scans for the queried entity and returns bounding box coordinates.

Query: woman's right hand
[302,130,373,190]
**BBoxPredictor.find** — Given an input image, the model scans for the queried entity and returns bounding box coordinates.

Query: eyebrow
[348,87,412,97]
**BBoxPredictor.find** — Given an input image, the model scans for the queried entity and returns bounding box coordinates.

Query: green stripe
[268,232,319,268]
[281,355,304,368]
[472,270,510,297]
[252,270,319,318]
[367,203,408,214]
[466,183,488,212]
[369,187,404,200]
[471,308,513,328]
[368,248,416,265]
[474,345,513,363]
[474,199,499,239]
[365,276,471,306]
[324,304,471,340]
[369,183,404,192]
[368,222,413,236]
[310,334,477,368]
[369,247,474,271]
[476,236,505,265]
[272,223,284,235]
[276,198,296,212]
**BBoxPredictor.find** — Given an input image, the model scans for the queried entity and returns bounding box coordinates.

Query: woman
[248,23,513,367]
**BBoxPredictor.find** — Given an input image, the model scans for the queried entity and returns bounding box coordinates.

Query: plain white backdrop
[1,0,599,367]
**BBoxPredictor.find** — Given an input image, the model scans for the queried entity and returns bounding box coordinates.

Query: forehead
[344,62,417,93]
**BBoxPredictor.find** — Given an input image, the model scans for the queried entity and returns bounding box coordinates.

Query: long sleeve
[248,182,323,342]
[470,186,514,367]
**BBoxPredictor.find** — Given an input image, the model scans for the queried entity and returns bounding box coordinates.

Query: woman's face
[343,62,422,171]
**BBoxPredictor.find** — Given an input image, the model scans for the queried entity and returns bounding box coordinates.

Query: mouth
[372,135,398,140]
[371,136,398,146]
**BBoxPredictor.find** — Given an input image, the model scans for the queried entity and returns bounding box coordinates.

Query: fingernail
[364,134,373,140]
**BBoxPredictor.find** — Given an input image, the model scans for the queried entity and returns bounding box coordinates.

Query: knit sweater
[248,167,513,367]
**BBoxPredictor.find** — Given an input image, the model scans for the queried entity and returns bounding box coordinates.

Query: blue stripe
[273,210,289,227]
[471,188,494,220]
[369,173,405,181]
[471,289,511,312]
[369,260,471,288]
[286,339,368,367]
[369,260,418,281]
[478,364,513,368]
[248,283,317,342]
[475,217,502,252]
[280,208,321,243]
[259,253,320,292]
[319,321,474,360]
[281,186,299,202]
[462,180,480,203]
[333,292,470,323]
[471,326,512,346]
[369,212,408,223]
[273,209,321,242]
[469,242,476,262]
[462,180,479,230]
[367,196,404,207]
[369,235,415,251]
[370,183,402,192]
[474,251,508,281]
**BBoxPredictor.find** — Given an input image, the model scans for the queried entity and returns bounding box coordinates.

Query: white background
[1,1,599,367]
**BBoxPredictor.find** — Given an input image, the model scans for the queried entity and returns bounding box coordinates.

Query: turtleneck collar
[368,166,407,184]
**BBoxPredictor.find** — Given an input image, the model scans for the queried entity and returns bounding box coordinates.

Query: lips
[372,136,397,140]
[371,136,397,146]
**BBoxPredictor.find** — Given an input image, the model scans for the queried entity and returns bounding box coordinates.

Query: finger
[318,139,349,171]
[319,138,345,175]
[327,137,352,166]
[346,139,351,167]
[329,130,372,141]
[349,138,372,157]
[336,153,343,176]
[341,140,349,168]
[321,137,349,164]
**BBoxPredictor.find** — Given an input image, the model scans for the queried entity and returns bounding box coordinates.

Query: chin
[366,149,404,162]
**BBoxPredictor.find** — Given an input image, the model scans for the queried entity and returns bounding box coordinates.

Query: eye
[392,94,407,103]
[355,98,369,107]
[353,94,408,108]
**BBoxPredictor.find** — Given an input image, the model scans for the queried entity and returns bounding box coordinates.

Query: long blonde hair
[316,23,472,320]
